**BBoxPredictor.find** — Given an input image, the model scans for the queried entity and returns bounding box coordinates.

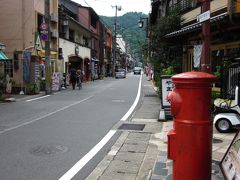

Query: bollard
[167,71,215,180]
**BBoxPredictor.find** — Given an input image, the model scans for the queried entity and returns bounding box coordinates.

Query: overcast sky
[72,0,151,17]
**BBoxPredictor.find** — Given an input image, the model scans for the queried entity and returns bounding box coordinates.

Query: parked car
[115,69,126,79]
[133,67,141,75]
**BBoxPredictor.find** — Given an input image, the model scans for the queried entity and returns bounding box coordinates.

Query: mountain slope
[100,12,148,61]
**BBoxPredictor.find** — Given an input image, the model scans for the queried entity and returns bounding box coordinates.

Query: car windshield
[134,67,141,70]
[117,69,124,72]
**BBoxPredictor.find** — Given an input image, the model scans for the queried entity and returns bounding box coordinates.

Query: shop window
[69,29,75,41]
[4,60,13,77]
[13,52,19,70]
[37,13,44,33]
[83,36,89,47]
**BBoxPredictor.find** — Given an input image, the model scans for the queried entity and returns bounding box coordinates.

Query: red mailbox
[167,71,215,180]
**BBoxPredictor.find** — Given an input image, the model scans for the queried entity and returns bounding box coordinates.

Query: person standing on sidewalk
[69,67,77,90]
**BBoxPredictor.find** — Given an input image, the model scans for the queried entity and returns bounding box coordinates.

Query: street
[0,73,141,180]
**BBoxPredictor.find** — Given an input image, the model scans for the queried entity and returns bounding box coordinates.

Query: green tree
[100,12,147,63]
[150,7,183,88]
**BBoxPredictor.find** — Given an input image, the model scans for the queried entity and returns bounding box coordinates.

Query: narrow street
[0,73,141,180]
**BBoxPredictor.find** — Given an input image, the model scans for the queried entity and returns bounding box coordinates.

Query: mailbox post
[167,71,215,180]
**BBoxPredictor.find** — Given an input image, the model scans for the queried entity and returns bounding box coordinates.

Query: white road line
[59,130,117,180]
[26,95,51,102]
[121,74,142,121]
[58,75,142,179]
[0,96,93,134]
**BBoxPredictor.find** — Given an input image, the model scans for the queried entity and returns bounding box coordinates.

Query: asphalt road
[0,73,141,180]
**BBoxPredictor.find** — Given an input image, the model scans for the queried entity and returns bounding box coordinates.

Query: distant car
[133,67,141,75]
[115,69,126,79]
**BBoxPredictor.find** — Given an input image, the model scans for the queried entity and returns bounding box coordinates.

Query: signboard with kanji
[197,10,210,23]
[221,130,240,179]
[161,76,174,107]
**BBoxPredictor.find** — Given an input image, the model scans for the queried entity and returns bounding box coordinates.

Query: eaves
[165,12,228,38]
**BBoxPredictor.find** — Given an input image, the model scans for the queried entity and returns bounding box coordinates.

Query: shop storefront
[59,38,91,81]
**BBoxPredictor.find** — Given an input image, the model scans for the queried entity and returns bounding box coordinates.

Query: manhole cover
[29,144,68,157]
[144,94,158,97]
[213,138,223,143]
[118,123,145,131]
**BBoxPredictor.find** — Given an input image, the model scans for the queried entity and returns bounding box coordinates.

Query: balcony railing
[169,0,199,13]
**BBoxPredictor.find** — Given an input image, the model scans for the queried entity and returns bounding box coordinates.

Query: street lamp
[112,5,121,77]
[138,17,149,38]
[138,20,144,28]
[138,17,149,68]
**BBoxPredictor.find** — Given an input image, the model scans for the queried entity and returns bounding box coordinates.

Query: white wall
[59,38,91,72]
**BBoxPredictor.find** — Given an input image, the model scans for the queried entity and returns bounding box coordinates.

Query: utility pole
[45,0,52,94]
[200,0,211,73]
[112,5,121,77]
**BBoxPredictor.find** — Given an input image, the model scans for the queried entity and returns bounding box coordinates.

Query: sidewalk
[87,75,235,180]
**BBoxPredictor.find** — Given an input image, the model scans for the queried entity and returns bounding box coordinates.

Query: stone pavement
[87,75,236,180]
[86,76,163,180]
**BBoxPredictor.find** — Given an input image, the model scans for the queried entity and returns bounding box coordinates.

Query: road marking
[121,74,142,121]
[0,96,93,134]
[59,130,117,180]
[26,95,51,102]
[59,75,142,179]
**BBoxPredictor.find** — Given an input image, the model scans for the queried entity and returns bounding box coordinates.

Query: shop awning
[0,51,8,61]
[165,12,228,38]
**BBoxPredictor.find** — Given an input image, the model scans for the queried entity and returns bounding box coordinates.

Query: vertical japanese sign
[161,76,174,107]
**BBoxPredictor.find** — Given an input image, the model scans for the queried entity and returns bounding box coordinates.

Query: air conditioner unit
[51,14,58,22]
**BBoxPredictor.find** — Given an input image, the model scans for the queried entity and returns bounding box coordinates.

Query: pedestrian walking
[76,68,82,90]
[69,67,77,90]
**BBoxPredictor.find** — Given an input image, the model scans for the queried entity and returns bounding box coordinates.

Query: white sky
[72,0,151,16]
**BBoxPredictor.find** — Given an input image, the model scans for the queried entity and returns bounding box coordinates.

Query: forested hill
[100,12,148,60]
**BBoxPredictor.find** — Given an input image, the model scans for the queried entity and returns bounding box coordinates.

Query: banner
[23,51,31,83]
[193,45,202,68]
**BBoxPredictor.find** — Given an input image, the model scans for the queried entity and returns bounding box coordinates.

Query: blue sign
[41,34,48,41]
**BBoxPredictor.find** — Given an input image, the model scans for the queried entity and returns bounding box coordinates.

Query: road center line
[121,74,142,121]
[0,96,93,134]
[59,130,116,180]
[26,95,51,102]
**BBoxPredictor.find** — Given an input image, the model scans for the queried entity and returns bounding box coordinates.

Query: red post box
[167,71,215,180]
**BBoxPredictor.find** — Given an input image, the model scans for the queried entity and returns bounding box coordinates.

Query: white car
[115,69,126,79]
[133,67,141,75]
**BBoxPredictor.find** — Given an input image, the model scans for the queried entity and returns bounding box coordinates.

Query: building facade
[0,0,59,93]
[150,0,240,96]
[0,0,113,93]
[59,0,91,81]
